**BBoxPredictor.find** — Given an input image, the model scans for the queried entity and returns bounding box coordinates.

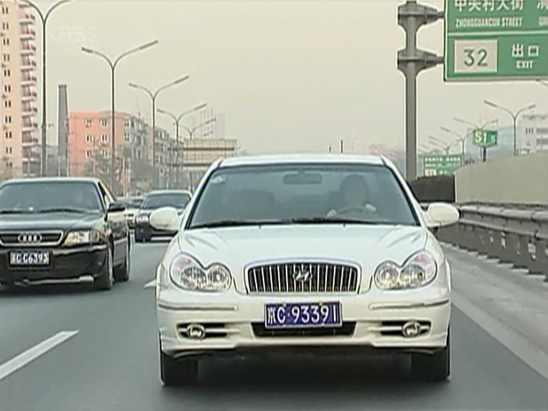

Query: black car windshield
[0,181,104,213]
[188,163,419,228]
[141,193,191,210]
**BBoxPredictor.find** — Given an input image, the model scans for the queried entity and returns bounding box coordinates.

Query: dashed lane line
[0,330,79,382]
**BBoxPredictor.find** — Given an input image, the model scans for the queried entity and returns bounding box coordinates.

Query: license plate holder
[9,250,51,267]
[264,301,342,329]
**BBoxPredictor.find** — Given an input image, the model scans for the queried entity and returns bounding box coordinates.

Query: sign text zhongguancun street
[445,0,548,81]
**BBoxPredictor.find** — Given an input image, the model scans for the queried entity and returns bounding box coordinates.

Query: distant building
[519,113,548,153]
[0,1,39,178]
[180,138,238,189]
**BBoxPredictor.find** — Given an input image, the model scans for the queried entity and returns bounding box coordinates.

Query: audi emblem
[18,233,42,244]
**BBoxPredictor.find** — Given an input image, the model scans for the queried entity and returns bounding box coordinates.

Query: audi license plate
[264,302,342,328]
[9,251,50,267]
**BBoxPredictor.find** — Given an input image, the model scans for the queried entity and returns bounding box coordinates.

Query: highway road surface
[1,240,548,411]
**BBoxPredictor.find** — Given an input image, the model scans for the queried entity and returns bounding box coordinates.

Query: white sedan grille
[246,262,359,294]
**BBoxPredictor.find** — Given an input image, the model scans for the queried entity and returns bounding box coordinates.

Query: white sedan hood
[177,225,428,293]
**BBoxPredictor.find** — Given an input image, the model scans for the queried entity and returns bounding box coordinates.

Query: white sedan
[150,154,459,386]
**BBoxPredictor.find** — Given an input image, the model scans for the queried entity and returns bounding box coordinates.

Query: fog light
[186,324,206,340]
[402,321,422,338]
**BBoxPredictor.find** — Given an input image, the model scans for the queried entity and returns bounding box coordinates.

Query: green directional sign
[472,129,498,147]
[422,154,463,177]
[444,0,548,81]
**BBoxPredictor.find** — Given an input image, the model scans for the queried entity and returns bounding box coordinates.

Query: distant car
[121,196,144,229]
[151,154,459,386]
[0,177,131,291]
[134,190,191,242]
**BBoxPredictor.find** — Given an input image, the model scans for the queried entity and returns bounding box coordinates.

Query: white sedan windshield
[188,163,419,228]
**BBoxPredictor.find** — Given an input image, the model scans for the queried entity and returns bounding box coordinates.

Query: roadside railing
[435,205,548,282]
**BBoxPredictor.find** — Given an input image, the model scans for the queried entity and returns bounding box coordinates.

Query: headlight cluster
[169,254,232,292]
[136,214,149,223]
[63,230,102,246]
[374,251,438,290]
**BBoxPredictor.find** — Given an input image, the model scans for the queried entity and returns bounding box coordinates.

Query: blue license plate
[9,250,50,266]
[264,302,342,328]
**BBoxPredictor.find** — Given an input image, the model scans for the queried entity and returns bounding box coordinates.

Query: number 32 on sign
[454,39,498,73]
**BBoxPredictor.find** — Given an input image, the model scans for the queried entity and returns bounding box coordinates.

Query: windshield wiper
[38,207,93,214]
[191,219,290,229]
[291,217,386,225]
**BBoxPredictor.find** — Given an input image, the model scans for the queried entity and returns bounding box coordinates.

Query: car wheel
[411,330,450,382]
[114,239,130,282]
[160,346,198,386]
[94,246,114,291]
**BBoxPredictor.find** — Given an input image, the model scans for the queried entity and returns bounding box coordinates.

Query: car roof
[1,177,101,185]
[217,153,387,168]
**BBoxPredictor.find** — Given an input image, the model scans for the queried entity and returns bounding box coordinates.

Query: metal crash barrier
[436,205,548,282]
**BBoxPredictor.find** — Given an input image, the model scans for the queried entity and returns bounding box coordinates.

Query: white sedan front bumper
[157,285,451,358]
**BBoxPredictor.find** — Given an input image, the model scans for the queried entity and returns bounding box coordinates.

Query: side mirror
[425,203,459,228]
[149,206,180,232]
[108,202,126,213]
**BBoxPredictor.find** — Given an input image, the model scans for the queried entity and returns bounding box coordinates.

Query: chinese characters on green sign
[444,0,548,81]
[422,154,463,176]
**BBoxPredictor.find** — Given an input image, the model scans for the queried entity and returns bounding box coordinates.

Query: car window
[188,163,418,227]
[0,181,104,213]
[141,193,191,210]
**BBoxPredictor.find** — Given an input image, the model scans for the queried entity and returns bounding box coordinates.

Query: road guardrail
[435,205,548,282]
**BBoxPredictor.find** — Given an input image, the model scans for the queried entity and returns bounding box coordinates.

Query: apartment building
[0,0,38,178]
[68,111,174,193]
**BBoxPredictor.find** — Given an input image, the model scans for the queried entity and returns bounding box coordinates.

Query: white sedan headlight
[64,230,101,246]
[169,254,232,292]
[374,251,437,290]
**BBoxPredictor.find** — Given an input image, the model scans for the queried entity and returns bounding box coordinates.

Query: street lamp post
[428,136,452,154]
[129,75,190,189]
[81,40,158,193]
[21,0,72,177]
[157,102,207,186]
[484,100,536,156]
[179,118,216,140]
[440,127,467,160]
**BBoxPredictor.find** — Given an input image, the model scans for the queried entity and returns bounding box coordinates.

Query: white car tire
[411,329,450,382]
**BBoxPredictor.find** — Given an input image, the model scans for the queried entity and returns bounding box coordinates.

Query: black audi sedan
[134,189,191,242]
[0,177,130,291]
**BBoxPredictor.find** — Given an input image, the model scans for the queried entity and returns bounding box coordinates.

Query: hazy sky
[38,0,548,154]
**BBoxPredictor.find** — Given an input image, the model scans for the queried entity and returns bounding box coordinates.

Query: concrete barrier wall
[455,150,548,205]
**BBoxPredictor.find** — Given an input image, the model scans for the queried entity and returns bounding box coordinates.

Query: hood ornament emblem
[18,233,42,244]
[293,268,311,282]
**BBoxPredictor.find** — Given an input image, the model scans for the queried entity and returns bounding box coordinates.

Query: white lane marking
[453,292,548,382]
[0,330,78,382]
[144,280,156,289]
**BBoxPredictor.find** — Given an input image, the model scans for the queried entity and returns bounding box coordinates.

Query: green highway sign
[444,0,548,81]
[472,129,498,147]
[422,154,463,176]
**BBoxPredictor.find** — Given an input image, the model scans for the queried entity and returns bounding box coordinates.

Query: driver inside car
[327,174,377,218]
